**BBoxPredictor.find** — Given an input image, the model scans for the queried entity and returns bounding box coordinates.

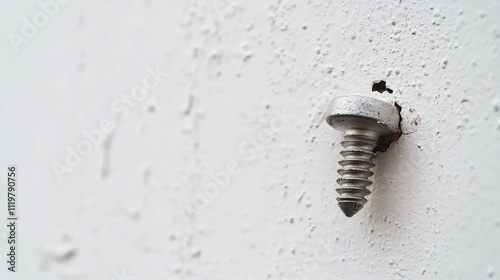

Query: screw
[325,95,400,217]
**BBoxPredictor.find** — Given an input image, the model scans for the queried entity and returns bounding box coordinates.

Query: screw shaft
[336,129,378,217]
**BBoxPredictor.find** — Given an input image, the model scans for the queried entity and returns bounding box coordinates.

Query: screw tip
[338,202,364,217]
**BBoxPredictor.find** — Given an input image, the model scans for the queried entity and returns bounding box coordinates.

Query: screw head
[325,95,400,136]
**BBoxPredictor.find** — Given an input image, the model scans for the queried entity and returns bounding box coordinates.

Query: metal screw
[325,95,400,217]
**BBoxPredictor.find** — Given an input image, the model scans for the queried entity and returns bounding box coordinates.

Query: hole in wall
[372,80,393,93]
[373,102,403,153]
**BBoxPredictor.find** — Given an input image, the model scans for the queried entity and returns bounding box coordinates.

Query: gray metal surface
[325,95,400,217]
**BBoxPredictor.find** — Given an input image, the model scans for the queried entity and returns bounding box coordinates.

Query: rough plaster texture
[1,0,500,279]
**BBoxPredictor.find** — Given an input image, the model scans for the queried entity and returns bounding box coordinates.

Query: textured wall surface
[1,0,500,279]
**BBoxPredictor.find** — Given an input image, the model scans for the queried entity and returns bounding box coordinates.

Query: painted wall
[1,0,499,279]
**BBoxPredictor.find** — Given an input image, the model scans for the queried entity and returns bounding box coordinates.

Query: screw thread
[336,129,378,217]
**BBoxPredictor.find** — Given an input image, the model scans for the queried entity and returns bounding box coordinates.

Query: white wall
[1,0,500,279]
